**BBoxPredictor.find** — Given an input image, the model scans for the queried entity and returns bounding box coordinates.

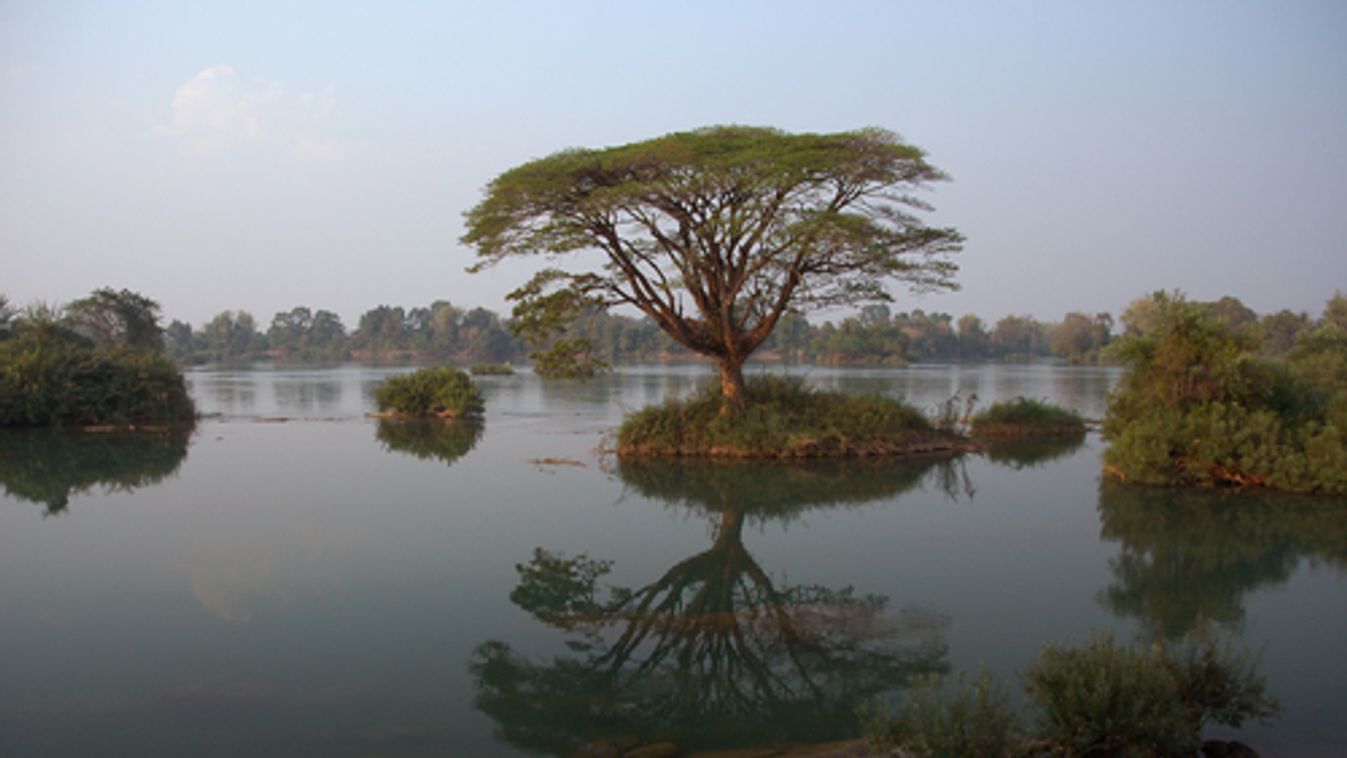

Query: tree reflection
[472,458,953,754]
[374,419,481,466]
[1098,480,1347,640]
[0,426,193,515]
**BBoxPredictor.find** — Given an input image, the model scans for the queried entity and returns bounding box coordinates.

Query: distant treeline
[3,291,1341,368]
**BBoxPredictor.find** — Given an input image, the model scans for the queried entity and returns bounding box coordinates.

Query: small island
[371,365,485,420]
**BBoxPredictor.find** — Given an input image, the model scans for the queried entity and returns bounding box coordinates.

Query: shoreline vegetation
[615,376,1077,460]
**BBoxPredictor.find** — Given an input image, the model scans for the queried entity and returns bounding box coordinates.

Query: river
[1,363,1344,756]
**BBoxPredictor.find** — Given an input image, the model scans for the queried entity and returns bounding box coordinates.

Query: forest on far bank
[3,290,1343,370]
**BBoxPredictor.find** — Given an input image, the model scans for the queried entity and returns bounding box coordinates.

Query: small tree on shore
[462,126,962,413]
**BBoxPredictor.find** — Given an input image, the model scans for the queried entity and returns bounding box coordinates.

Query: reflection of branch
[483,508,949,754]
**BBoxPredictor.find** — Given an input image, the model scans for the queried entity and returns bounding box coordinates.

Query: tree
[63,288,165,350]
[462,126,962,412]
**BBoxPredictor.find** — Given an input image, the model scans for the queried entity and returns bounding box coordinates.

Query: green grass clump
[469,363,515,376]
[0,328,195,427]
[618,375,958,458]
[970,397,1085,437]
[373,366,484,418]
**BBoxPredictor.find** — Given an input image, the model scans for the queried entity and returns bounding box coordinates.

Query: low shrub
[862,631,1278,757]
[374,366,484,418]
[1024,632,1278,756]
[970,397,1086,437]
[617,375,959,458]
[0,327,195,427]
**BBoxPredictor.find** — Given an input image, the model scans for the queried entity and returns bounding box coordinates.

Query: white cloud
[158,65,279,154]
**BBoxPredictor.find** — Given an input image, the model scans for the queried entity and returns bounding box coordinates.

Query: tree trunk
[719,358,747,416]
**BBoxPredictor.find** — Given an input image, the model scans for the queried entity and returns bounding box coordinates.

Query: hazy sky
[3,1,1345,329]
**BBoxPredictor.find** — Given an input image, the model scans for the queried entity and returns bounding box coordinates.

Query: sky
[3,0,1346,330]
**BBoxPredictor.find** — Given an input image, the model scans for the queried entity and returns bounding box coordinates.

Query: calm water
[1,363,1344,756]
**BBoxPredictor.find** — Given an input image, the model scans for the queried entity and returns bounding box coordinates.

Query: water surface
[1,363,1343,756]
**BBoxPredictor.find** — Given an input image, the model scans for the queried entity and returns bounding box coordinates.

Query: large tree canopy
[462,125,962,409]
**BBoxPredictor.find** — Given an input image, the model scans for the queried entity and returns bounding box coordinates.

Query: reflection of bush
[1098,480,1347,639]
[375,419,482,466]
[979,436,1086,470]
[0,426,193,515]
[614,455,964,521]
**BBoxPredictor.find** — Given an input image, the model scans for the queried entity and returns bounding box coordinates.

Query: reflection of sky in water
[0,364,1342,756]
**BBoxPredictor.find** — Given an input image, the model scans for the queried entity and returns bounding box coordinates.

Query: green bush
[860,672,1020,758]
[970,397,1086,437]
[862,632,1278,757]
[373,366,484,418]
[1103,294,1347,494]
[1023,632,1278,756]
[0,327,195,427]
[617,374,956,458]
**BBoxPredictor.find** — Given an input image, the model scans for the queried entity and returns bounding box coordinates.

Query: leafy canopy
[462,126,962,384]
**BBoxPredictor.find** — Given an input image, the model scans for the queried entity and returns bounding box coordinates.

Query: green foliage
[374,418,482,466]
[861,632,1277,757]
[1103,293,1347,493]
[617,374,952,458]
[529,337,608,379]
[63,287,165,351]
[1023,632,1277,756]
[859,672,1020,757]
[971,397,1085,437]
[373,366,484,418]
[0,327,195,427]
[463,126,962,408]
[0,426,193,515]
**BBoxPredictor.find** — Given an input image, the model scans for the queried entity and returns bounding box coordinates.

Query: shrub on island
[617,375,965,458]
[970,397,1086,438]
[1103,293,1347,494]
[0,327,195,427]
[373,366,484,419]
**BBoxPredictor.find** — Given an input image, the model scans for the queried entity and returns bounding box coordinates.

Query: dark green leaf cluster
[970,397,1086,438]
[1103,293,1347,493]
[373,365,484,418]
[0,327,195,427]
[617,374,949,458]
